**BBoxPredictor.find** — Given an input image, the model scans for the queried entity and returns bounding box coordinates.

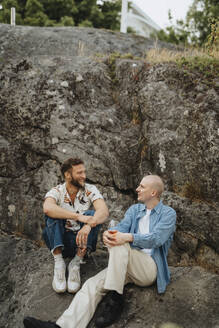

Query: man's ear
[64,171,70,180]
[151,190,157,197]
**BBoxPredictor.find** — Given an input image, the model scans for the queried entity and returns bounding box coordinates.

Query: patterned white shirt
[45,182,103,231]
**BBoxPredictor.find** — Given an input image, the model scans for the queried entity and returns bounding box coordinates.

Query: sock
[69,255,81,267]
[53,253,65,268]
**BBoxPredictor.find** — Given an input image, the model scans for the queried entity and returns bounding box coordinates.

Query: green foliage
[107,52,139,85]
[78,19,93,27]
[155,25,190,46]
[153,0,219,47]
[127,26,136,34]
[59,16,74,27]
[0,0,121,29]
[152,10,190,46]
[107,52,121,85]
[24,11,48,26]
[186,0,219,45]
[41,0,77,22]
[176,55,219,81]
[25,0,43,17]
[98,0,121,30]
[206,20,219,54]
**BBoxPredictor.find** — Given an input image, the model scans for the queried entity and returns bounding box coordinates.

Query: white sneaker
[67,263,80,293]
[52,262,67,293]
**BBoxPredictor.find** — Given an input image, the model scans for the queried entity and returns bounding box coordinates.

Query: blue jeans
[42,210,101,258]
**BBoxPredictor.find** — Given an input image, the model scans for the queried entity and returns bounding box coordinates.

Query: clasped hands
[103,230,133,247]
[77,214,97,227]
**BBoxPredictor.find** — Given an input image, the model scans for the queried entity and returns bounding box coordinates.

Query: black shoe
[95,291,124,328]
[23,317,60,328]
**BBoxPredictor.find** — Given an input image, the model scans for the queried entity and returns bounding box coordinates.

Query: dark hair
[61,158,84,177]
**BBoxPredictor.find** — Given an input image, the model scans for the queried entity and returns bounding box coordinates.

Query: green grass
[176,55,219,80]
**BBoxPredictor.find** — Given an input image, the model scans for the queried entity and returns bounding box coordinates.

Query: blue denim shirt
[113,201,176,294]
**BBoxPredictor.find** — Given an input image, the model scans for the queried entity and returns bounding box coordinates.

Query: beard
[70,174,85,188]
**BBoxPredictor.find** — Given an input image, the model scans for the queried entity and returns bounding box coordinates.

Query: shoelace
[69,265,80,281]
[55,265,65,281]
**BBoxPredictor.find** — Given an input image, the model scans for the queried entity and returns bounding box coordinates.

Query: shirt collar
[139,200,163,213]
[139,203,146,211]
[64,182,84,198]
[150,200,163,214]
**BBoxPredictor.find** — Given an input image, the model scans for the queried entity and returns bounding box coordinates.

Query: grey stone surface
[0,25,218,270]
[0,24,219,327]
[0,234,218,328]
[0,24,177,61]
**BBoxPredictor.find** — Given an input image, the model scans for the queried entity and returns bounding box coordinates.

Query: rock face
[0,24,218,271]
[0,234,219,328]
[0,24,218,327]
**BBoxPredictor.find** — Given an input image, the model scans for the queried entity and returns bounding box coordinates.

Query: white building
[127,2,160,38]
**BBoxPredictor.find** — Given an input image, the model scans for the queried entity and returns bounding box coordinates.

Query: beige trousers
[56,243,157,328]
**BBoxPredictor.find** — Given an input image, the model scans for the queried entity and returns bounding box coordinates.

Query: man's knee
[42,216,65,251]
[43,216,65,236]
[86,220,101,252]
[44,215,65,227]
[109,243,130,256]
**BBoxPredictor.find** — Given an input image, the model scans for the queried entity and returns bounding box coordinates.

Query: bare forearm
[92,208,109,225]
[43,203,78,220]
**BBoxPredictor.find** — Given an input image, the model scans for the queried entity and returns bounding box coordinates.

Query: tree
[0,0,121,30]
[96,0,121,30]
[0,0,20,24]
[25,0,43,17]
[41,0,77,23]
[79,19,93,27]
[186,0,219,45]
[23,0,55,26]
[154,0,219,46]
[153,10,190,46]
[59,16,75,26]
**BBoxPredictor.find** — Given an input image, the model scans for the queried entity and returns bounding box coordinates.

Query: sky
[133,0,194,29]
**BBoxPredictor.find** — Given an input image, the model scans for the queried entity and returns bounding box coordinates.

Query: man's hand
[76,214,97,227]
[103,230,133,247]
[76,224,91,248]
[86,216,97,228]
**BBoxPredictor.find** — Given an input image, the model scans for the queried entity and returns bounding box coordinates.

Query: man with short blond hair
[24,174,176,328]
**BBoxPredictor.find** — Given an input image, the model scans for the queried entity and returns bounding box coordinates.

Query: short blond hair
[143,175,164,198]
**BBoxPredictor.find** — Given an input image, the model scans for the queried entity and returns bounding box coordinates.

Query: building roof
[130,2,161,31]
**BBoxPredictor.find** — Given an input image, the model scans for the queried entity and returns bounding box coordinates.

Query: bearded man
[42,158,109,294]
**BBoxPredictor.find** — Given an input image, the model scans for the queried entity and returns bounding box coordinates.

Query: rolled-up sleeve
[132,208,176,249]
[45,187,60,203]
[88,185,104,202]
